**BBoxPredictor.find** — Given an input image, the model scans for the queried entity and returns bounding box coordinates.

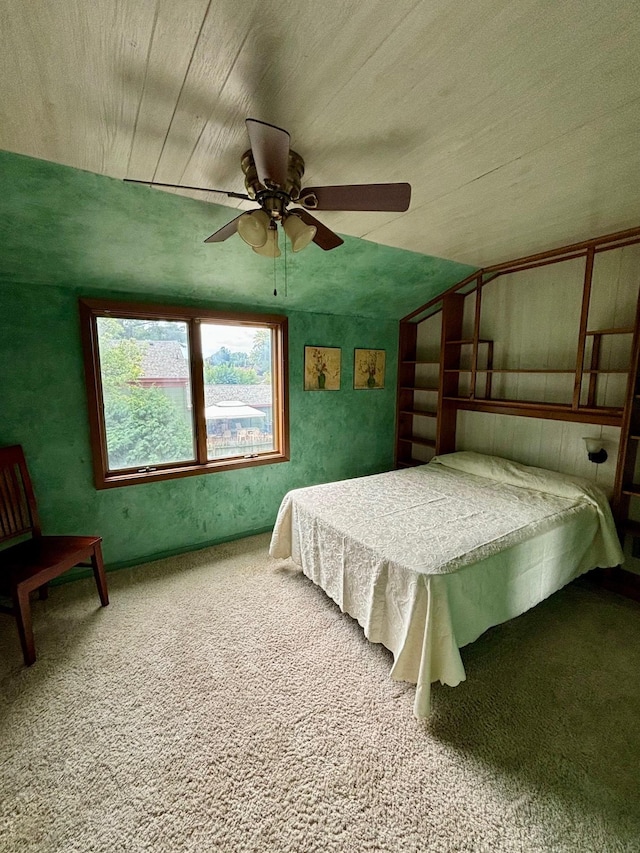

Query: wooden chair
[0,444,108,666]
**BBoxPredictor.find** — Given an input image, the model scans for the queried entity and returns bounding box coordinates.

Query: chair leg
[12,584,36,666]
[91,542,109,607]
[38,583,49,600]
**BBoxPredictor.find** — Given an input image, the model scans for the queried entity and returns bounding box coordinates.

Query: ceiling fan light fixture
[127,119,410,254]
[252,223,281,258]
[283,214,317,253]
[237,209,271,248]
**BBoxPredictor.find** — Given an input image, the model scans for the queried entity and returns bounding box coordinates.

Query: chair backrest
[0,445,41,544]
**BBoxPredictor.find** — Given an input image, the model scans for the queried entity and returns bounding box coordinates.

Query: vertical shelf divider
[395,321,418,467]
[436,293,465,455]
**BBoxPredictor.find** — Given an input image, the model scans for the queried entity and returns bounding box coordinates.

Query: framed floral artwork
[304,346,341,390]
[354,348,385,389]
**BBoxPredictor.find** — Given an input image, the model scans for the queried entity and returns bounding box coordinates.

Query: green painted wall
[0,149,476,320]
[0,282,399,567]
[0,149,476,571]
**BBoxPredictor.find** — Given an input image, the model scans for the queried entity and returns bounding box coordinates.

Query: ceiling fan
[124,119,411,256]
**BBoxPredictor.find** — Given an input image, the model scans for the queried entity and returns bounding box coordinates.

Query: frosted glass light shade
[583,436,608,463]
[252,225,280,258]
[237,209,270,248]
[283,214,317,252]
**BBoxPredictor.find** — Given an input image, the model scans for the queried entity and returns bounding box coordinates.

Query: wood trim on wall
[572,246,595,410]
[400,225,640,325]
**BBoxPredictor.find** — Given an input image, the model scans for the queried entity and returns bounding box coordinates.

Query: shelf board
[591,566,640,603]
[444,368,573,374]
[622,519,640,536]
[399,408,438,418]
[401,360,439,365]
[399,385,439,392]
[443,330,630,348]
[445,338,491,346]
[443,396,622,413]
[398,436,436,448]
[586,326,634,336]
[442,368,629,374]
[396,458,429,468]
[442,396,623,425]
[622,485,640,497]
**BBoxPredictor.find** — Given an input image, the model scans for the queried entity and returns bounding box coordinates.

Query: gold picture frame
[304,346,341,390]
[354,348,385,389]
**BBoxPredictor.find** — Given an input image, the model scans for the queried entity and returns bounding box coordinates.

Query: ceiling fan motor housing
[241,149,305,219]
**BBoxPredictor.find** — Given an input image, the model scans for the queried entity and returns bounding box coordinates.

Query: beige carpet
[1,533,639,853]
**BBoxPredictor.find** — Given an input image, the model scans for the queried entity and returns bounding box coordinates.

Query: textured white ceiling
[1,0,639,267]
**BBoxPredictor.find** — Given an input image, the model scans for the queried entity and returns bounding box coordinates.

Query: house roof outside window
[205,384,272,408]
[137,346,272,409]
[140,341,189,379]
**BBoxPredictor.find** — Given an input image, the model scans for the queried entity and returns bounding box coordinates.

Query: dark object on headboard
[0,444,109,666]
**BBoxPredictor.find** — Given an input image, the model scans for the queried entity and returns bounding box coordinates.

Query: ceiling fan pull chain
[273,250,277,297]
[284,230,288,298]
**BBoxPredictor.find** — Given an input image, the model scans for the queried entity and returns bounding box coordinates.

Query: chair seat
[0,535,102,591]
[0,445,109,665]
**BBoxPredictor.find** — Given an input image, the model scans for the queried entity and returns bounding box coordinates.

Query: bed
[269,452,623,717]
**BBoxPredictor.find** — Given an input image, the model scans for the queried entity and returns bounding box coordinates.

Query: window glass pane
[96,317,195,470]
[201,323,275,461]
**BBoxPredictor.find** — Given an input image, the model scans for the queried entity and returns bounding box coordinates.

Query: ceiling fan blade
[204,213,248,243]
[245,118,290,189]
[299,182,411,212]
[290,209,344,251]
[124,178,250,201]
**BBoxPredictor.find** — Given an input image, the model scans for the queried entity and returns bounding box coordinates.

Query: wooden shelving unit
[396,306,444,467]
[395,226,640,600]
[613,295,640,545]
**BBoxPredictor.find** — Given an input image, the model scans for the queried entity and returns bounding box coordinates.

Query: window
[80,299,289,488]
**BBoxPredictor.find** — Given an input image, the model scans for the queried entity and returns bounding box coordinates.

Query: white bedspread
[269,452,623,717]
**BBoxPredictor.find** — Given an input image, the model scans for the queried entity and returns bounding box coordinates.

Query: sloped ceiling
[1,0,639,313]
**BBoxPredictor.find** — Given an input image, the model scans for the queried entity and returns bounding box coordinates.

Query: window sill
[96,451,289,489]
